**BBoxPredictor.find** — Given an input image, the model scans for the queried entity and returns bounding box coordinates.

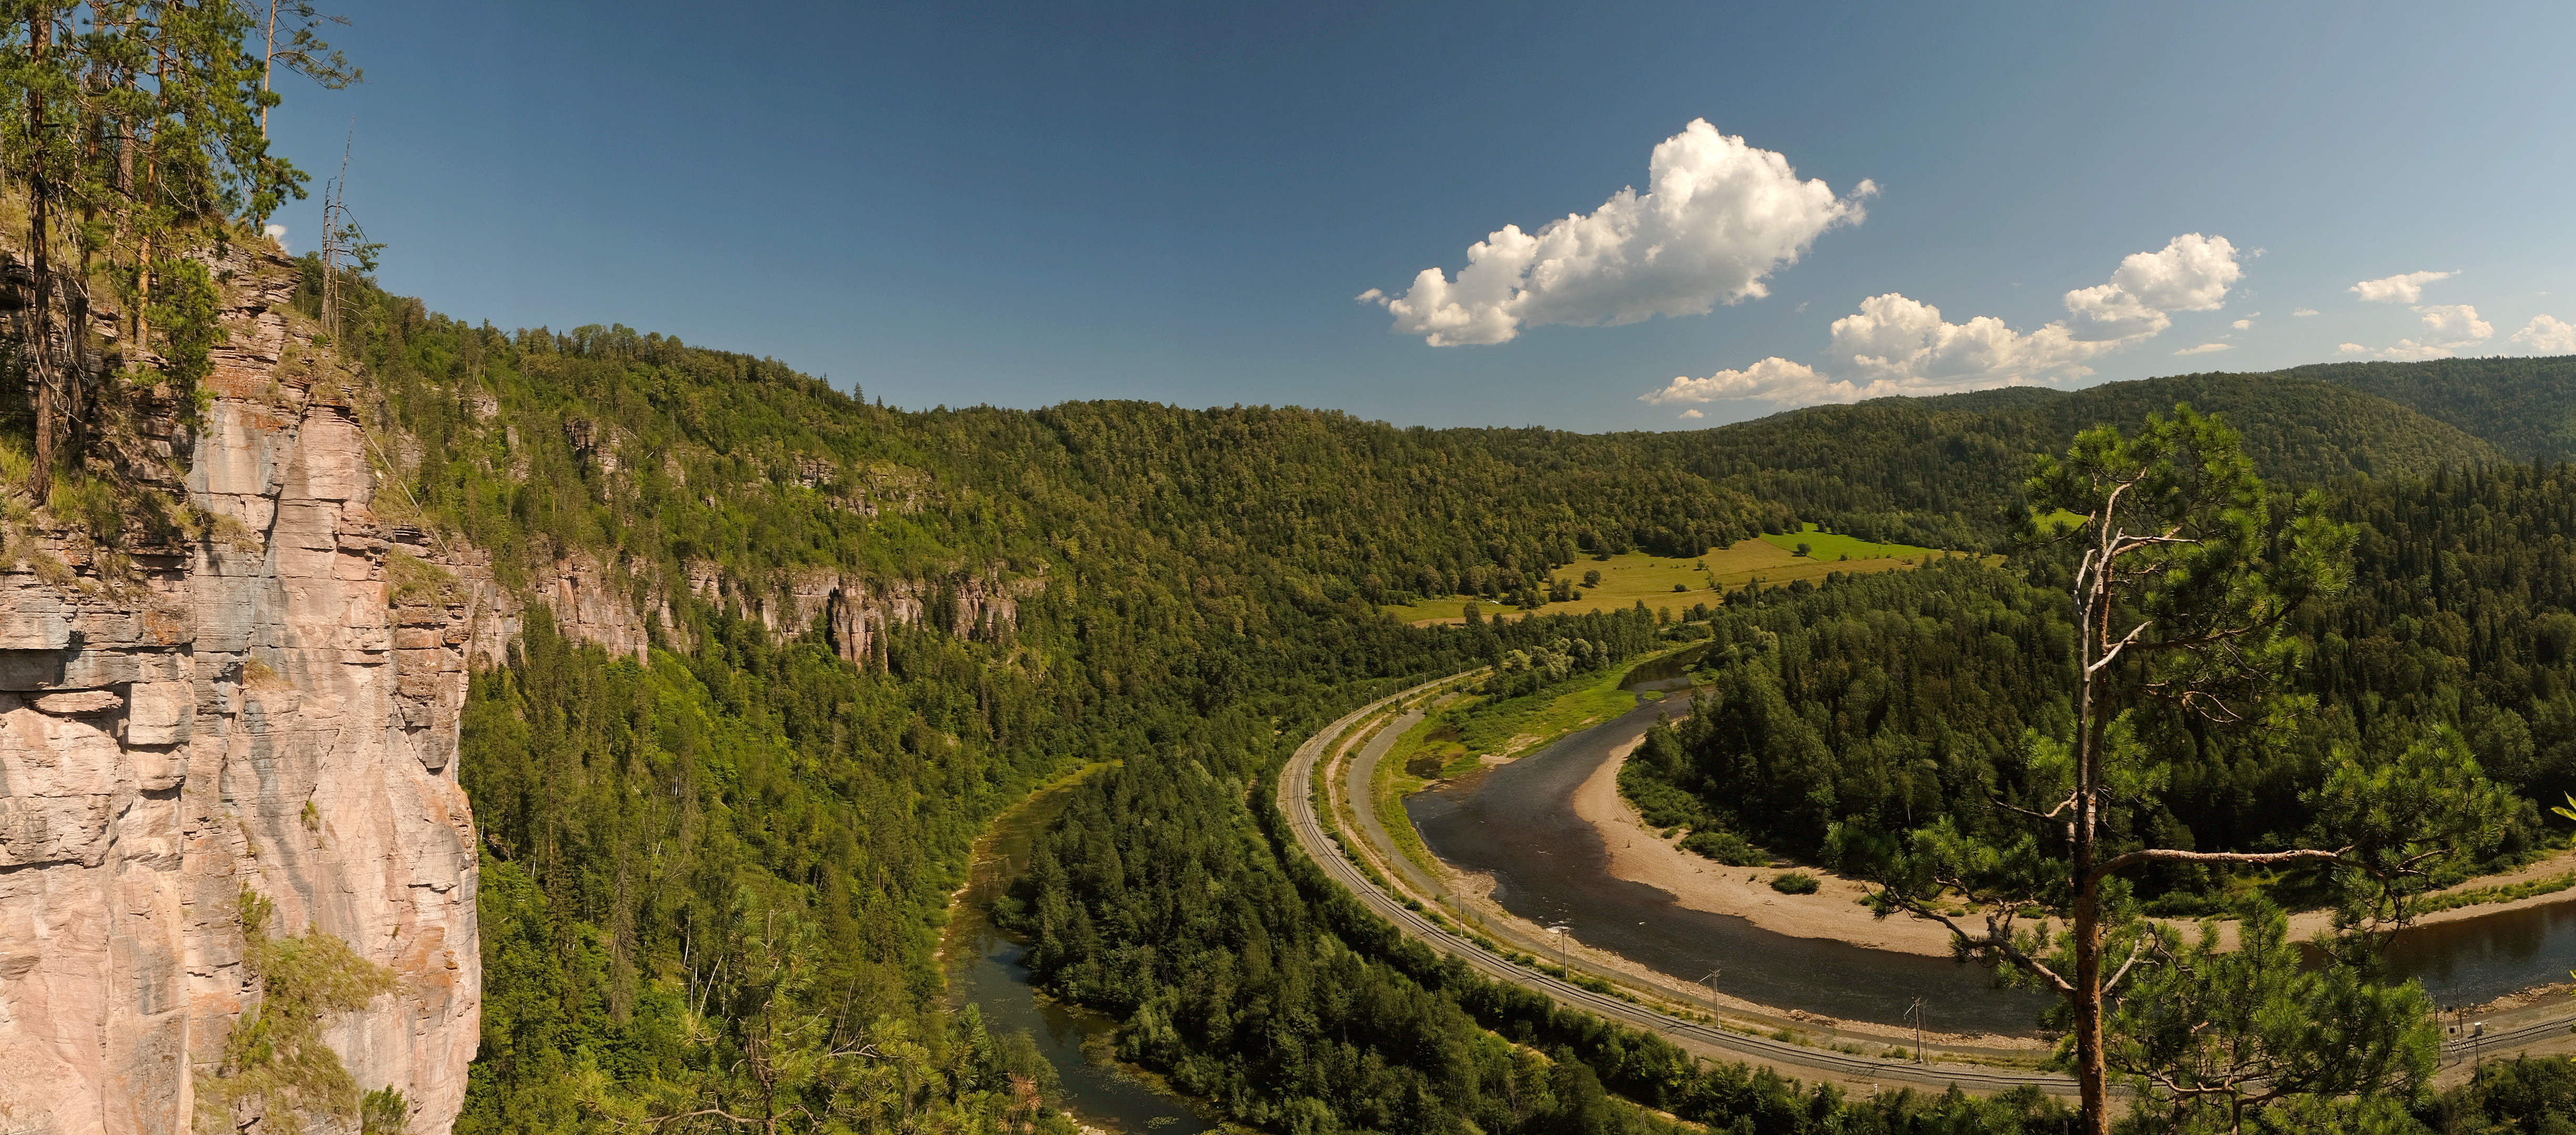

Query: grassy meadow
[1382,524,1966,626]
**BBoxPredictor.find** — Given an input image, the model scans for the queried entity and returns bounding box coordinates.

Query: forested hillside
[1628,373,2504,550]
[313,247,2574,1133]
[1626,460,2576,911]
[2288,355,2576,465]
[321,269,2060,1131]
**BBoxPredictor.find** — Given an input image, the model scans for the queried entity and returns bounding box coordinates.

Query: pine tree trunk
[2074,842,2108,1134]
[25,7,54,504]
[2071,523,2115,1134]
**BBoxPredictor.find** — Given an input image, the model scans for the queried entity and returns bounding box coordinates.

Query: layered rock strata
[0,243,1043,1134]
[0,251,484,1134]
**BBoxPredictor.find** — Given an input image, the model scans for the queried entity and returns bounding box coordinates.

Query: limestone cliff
[0,240,1045,1133]
[0,249,485,1134]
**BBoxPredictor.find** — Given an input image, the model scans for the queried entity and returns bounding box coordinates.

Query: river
[942,679,2576,1121]
[944,768,1213,1134]
[2387,900,2576,1008]
[1406,658,2576,1033]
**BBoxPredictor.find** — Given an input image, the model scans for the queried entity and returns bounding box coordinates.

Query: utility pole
[1905,996,1927,1065]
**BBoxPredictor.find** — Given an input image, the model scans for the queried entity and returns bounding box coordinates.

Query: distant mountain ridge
[2284,355,2576,464]
[1636,369,2512,549]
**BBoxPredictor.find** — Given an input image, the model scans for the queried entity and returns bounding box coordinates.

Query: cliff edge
[0,247,486,1134]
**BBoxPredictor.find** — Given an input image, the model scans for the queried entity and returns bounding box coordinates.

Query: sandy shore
[1572,735,1964,956]
[1574,734,2576,958]
[2284,847,2576,940]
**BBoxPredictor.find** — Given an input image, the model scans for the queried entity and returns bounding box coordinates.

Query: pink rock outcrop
[0,242,1045,1134]
[0,251,483,1134]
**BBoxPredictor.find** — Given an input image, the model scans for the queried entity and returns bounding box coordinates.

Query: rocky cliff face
[0,243,1045,1134]
[0,251,486,1134]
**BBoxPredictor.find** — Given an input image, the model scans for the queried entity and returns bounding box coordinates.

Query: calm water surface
[2387,900,2576,1008]
[1409,688,2048,1034]
[1411,657,2576,1031]
[946,772,1212,1134]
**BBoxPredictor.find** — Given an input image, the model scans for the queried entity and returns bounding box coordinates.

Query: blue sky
[266,1,2576,431]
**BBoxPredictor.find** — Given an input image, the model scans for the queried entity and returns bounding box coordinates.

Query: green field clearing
[1384,649,1677,788]
[1383,528,1961,625]
[1753,523,1932,562]
[2034,507,2089,535]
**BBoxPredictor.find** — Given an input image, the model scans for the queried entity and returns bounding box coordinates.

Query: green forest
[322,241,2575,1131]
[7,5,2576,1132]
[1624,459,2576,907]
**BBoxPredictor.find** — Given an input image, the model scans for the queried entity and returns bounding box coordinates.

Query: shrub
[1681,829,1768,866]
[1793,542,1812,557]
[1770,871,1821,894]
[198,890,400,1135]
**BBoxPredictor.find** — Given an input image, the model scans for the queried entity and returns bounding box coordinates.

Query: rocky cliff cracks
[0,249,486,1135]
[0,242,1046,1134]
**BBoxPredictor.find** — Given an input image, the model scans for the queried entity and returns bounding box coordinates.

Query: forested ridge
[2292,355,2576,465]
[1621,372,2508,550]
[1626,460,2576,912]
[9,4,2572,1130]
[306,254,2576,1133]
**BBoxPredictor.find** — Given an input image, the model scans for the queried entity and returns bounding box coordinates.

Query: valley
[8,184,2576,1135]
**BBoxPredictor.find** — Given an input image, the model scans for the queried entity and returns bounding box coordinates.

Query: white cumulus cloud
[2346,303,2497,361]
[1676,408,1705,420]
[263,223,289,252]
[1641,356,1840,405]
[2415,304,2492,343]
[2510,315,2576,354]
[2174,342,2232,356]
[2059,234,2243,341]
[2351,270,2454,304]
[1361,119,1870,346]
[1639,233,2244,408]
[2337,343,2367,355]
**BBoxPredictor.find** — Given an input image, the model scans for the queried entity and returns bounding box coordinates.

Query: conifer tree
[3,0,319,495]
[1831,406,2513,1133]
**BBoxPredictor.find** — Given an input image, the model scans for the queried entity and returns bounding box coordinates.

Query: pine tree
[4,1,319,495]
[1831,406,2513,1133]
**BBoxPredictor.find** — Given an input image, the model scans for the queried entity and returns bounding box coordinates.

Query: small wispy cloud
[2351,271,2454,304]
[2173,342,2232,356]
[2293,307,2320,317]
